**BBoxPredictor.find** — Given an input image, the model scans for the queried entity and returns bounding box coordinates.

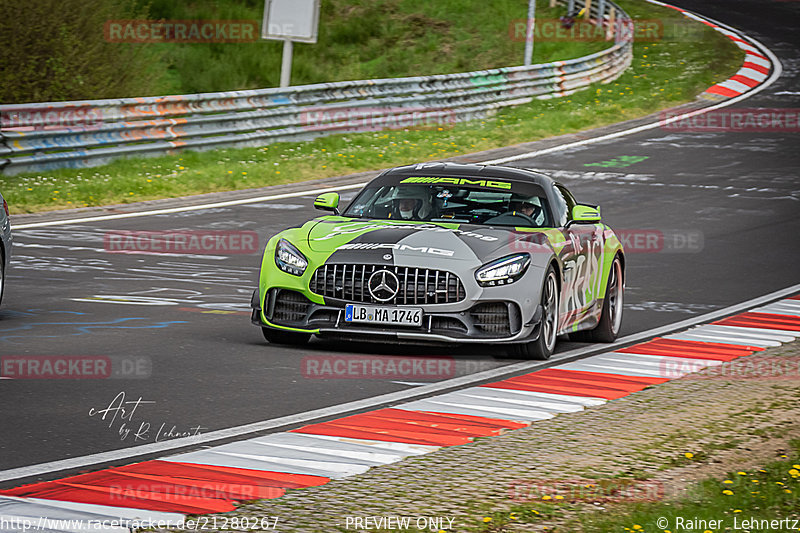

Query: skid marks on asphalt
[0,308,187,344]
[72,287,252,314]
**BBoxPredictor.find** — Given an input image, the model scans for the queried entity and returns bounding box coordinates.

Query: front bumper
[251,288,543,344]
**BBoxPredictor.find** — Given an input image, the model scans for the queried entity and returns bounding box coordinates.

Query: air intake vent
[470,302,515,336]
[268,289,312,324]
[430,316,469,334]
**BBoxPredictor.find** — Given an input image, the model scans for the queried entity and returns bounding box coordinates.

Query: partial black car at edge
[0,191,11,307]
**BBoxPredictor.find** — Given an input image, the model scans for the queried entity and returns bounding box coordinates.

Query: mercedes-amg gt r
[251,163,624,359]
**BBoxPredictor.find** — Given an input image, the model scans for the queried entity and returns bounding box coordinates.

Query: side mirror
[314,192,340,215]
[570,204,601,224]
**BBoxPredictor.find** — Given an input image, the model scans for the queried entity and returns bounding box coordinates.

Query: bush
[0,0,162,103]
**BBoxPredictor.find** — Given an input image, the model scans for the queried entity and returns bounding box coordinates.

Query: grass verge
[474,441,800,533]
[1,0,744,215]
[149,0,609,94]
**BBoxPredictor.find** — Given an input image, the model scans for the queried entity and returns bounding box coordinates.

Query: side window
[551,183,575,227]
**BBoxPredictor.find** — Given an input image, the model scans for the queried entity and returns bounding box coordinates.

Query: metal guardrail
[0,0,632,176]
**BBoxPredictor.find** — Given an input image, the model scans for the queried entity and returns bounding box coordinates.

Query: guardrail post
[606,7,616,40]
[584,0,592,19]
[567,0,575,14]
[596,0,606,25]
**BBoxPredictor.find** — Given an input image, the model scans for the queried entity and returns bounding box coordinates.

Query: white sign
[261,0,320,43]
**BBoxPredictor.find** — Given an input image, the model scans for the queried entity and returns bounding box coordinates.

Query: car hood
[305,218,556,266]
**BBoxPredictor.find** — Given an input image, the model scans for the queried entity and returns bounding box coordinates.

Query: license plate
[345,304,423,327]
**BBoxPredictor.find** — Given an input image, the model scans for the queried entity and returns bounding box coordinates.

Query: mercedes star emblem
[367,269,400,302]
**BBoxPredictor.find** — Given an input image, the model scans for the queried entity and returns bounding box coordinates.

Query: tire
[571,254,623,343]
[261,327,310,346]
[591,254,624,342]
[509,266,559,360]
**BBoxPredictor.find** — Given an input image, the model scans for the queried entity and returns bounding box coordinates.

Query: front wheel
[509,266,559,360]
[261,327,310,346]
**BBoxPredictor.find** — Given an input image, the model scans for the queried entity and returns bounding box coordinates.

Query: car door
[553,184,604,328]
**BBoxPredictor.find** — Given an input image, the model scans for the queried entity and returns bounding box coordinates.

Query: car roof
[378,162,555,188]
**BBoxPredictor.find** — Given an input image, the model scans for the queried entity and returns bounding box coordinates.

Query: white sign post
[261,0,320,87]
[524,0,536,66]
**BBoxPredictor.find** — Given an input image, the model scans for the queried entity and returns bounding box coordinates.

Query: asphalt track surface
[0,0,798,481]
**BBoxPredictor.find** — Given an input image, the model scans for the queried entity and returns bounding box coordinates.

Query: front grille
[470,302,514,336]
[269,289,312,324]
[310,264,466,304]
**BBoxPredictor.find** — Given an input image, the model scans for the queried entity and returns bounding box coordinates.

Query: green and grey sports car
[251,163,624,359]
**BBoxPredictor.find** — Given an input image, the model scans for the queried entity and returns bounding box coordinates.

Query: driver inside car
[485,196,543,227]
[389,187,435,220]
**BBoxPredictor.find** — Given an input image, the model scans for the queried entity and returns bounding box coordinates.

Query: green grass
[470,441,800,533]
[145,0,608,94]
[576,444,800,533]
[0,0,604,103]
[1,0,744,214]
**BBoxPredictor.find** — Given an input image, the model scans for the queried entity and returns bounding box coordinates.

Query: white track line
[479,388,606,406]
[290,435,438,455]
[458,388,588,412]
[12,183,368,230]
[697,324,798,340]
[246,439,401,464]
[754,303,800,316]
[398,399,554,421]
[664,331,780,347]
[405,392,560,417]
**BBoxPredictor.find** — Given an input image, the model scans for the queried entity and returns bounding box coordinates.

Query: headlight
[476,254,530,286]
[275,239,308,276]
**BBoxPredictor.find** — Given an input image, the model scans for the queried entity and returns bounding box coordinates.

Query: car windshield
[343,179,552,228]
